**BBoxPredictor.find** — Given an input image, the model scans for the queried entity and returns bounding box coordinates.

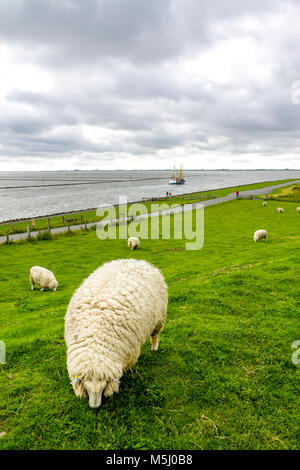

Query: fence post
[27,225,31,239]
[48,218,51,232]
[68,221,70,232]
[6,229,9,243]
[84,219,87,230]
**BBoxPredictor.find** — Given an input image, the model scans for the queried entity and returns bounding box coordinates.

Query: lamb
[296,207,300,213]
[277,207,284,213]
[29,266,58,291]
[64,259,168,408]
[127,237,140,250]
[253,229,268,242]
[262,201,267,206]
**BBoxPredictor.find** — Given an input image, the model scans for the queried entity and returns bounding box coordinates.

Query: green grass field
[0,178,296,237]
[0,198,299,450]
[261,182,300,203]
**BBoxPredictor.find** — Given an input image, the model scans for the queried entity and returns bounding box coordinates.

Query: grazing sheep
[30,266,58,291]
[64,259,168,408]
[277,207,284,213]
[128,236,140,250]
[253,229,268,242]
[296,207,300,213]
[262,201,267,206]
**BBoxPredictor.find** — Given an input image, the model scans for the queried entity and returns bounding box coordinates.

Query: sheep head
[49,279,58,291]
[72,373,120,408]
[84,378,107,408]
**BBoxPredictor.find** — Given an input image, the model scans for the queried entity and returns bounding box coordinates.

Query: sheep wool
[30,266,58,291]
[64,259,168,408]
[277,207,284,213]
[128,237,140,250]
[296,207,300,213]
[262,202,267,206]
[253,229,268,242]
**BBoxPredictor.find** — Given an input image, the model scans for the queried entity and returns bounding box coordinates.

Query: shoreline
[0,177,297,225]
[1,178,299,244]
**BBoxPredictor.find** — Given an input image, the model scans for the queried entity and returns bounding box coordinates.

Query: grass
[0,178,296,237]
[0,198,299,450]
[261,182,300,204]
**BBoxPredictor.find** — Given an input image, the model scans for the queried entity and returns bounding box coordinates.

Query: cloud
[0,0,300,170]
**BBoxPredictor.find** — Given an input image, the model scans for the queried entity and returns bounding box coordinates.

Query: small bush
[37,230,53,241]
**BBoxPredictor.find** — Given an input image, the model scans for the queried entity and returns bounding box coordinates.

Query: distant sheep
[65,259,168,408]
[296,207,300,213]
[262,201,267,206]
[253,229,268,242]
[30,266,58,291]
[128,237,140,250]
[277,207,284,213]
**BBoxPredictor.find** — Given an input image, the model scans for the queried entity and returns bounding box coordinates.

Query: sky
[0,0,300,171]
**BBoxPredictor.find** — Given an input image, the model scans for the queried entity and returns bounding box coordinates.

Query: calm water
[0,170,299,222]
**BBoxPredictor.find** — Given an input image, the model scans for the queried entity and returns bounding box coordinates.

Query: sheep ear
[104,380,119,397]
[72,376,86,397]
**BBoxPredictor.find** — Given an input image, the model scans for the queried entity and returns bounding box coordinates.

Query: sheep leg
[151,321,163,351]
[40,288,44,291]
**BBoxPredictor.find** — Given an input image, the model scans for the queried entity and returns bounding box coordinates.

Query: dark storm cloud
[0,0,289,64]
[0,0,300,169]
[0,0,178,64]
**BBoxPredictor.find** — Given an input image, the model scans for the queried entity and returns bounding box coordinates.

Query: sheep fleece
[253,229,268,242]
[64,259,168,399]
[128,237,140,249]
[30,266,58,290]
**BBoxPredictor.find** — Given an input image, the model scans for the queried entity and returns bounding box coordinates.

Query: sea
[0,170,299,222]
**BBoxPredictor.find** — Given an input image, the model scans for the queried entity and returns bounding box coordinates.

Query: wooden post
[68,221,70,232]
[6,229,9,243]
[48,218,51,232]
[84,219,87,230]
[27,225,31,239]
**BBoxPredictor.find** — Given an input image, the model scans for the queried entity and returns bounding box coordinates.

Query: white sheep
[296,207,300,213]
[277,207,284,213]
[262,201,267,206]
[127,237,140,250]
[30,266,58,291]
[64,259,168,408]
[253,229,268,242]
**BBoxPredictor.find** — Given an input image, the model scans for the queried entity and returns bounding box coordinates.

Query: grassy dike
[260,182,300,203]
[0,178,296,237]
[0,197,299,449]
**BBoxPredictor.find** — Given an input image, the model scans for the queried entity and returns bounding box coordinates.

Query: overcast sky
[0,0,300,171]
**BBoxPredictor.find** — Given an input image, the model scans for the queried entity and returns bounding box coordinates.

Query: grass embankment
[0,178,296,237]
[0,198,299,450]
[261,183,300,203]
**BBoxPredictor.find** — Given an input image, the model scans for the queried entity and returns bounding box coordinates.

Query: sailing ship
[169,165,185,184]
